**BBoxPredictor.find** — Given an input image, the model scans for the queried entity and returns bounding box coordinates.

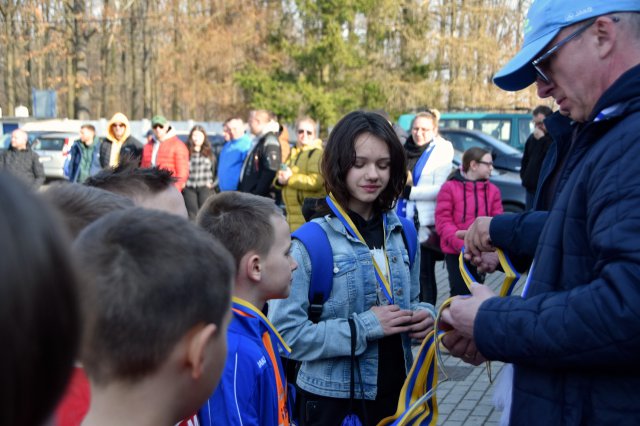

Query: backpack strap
[291,222,333,323]
[398,216,418,269]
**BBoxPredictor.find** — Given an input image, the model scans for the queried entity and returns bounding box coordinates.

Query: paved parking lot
[426,259,528,425]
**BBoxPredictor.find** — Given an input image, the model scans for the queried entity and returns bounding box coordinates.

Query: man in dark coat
[0,129,45,189]
[441,2,640,425]
[520,105,553,209]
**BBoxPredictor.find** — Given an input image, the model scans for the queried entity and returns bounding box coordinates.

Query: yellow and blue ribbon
[325,194,394,305]
[379,248,520,425]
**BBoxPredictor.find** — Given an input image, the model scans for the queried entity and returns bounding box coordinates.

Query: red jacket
[141,134,190,190]
[435,170,503,254]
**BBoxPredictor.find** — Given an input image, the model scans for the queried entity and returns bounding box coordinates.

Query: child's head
[73,208,234,417]
[42,182,134,238]
[462,147,493,180]
[85,161,187,218]
[322,110,407,213]
[0,174,80,426]
[197,192,297,300]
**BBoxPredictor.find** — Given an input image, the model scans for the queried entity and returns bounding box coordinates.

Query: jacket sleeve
[489,183,504,216]
[254,136,281,197]
[490,211,547,258]
[174,142,190,190]
[287,150,323,191]
[520,135,533,181]
[268,240,382,361]
[476,142,640,369]
[32,152,46,188]
[435,182,463,253]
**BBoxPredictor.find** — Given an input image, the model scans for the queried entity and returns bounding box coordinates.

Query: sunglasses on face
[112,123,125,128]
[297,129,313,136]
[152,124,164,130]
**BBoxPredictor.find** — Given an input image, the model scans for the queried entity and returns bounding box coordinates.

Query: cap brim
[493,30,558,91]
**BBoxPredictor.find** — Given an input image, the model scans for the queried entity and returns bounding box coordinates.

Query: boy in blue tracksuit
[196,192,298,426]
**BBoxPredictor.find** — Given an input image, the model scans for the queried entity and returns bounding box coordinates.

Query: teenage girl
[269,111,435,426]
[435,147,503,296]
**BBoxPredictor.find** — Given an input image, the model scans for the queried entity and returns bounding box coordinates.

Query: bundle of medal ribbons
[379,248,520,426]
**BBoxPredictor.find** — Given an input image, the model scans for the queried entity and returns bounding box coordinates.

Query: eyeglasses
[531,18,597,84]
[112,123,125,128]
[152,124,164,130]
[297,129,313,136]
[477,160,493,167]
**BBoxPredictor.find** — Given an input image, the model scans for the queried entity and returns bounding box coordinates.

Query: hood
[106,112,131,144]
[449,168,488,183]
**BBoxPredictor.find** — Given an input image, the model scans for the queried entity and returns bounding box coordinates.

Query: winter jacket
[199,300,289,426]
[141,128,190,190]
[217,134,252,191]
[269,210,435,399]
[520,132,553,193]
[402,135,454,242]
[64,138,102,183]
[238,132,281,198]
[476,64,640,425]
[279,141,325,231]
[100,112,142,167]
[0,147,45,189]
[435,170,502,255]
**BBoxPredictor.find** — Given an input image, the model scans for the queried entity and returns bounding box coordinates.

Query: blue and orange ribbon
[379,248,520,425]
[325,194,394,305]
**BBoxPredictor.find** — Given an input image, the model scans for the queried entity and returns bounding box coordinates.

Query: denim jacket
[268,211,435,399]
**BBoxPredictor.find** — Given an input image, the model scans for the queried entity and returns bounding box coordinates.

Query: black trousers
[297,387,400,426]
[419,248,439,305]
[444,253,484,297]
[182,186,214,220]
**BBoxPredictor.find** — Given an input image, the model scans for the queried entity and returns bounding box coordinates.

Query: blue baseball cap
[493,0,640,91]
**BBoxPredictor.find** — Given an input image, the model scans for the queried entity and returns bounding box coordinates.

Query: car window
[445,132,491,153]
[441,119,512,145]
[32,137,66,151]
[518,118,533,149]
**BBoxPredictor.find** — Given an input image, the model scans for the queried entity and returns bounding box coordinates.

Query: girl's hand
[371,305,413,336]
[406,309,434,340]
[277,168,293,185]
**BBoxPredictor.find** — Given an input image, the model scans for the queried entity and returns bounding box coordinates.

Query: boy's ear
[242,251,262,283]
[186,323,217,380]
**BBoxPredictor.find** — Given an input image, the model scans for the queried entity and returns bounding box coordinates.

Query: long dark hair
[187,125,213,158]
[321,110,407,212]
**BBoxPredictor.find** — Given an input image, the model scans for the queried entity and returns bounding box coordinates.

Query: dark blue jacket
[199,304,289,426]
[64,138,102,183]
[476,64,640,425]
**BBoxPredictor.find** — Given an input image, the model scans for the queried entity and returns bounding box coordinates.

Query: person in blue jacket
[64,124,102,183]
[196,191,298,426]
[442,1,640,425]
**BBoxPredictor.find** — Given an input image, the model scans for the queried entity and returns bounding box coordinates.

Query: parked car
[398,111,533,151]
[440,128,523,173]
[30,132,77,180]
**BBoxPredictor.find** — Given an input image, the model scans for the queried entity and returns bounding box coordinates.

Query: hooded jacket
[141,126,190,190]
[100,113,143,167]
[64,137,102,183]
[476,64,640,425]
[435,169,502,254]
[279,140,325,231]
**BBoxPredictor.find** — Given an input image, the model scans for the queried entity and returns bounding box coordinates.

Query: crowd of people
[2,1,640,425]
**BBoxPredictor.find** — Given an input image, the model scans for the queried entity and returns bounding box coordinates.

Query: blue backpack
[292,216,418,323]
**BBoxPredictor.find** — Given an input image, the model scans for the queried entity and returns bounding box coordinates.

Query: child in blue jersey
[269,111,436,425]
[196,191,298,426]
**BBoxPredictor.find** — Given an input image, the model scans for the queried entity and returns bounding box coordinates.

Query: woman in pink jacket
[435,147,503,297]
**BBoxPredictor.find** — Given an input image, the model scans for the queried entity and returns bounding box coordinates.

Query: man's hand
[440,283,497,338]
[371,305,414,336]
[455,216,495,261]
[440,330,487,366]
[406,309,434,340]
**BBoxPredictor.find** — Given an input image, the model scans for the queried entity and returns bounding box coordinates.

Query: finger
[455,230,466,240]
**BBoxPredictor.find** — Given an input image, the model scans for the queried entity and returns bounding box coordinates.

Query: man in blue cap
[441,1,640,424]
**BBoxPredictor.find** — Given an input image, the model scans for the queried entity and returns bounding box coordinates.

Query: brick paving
[424,259,528,425]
